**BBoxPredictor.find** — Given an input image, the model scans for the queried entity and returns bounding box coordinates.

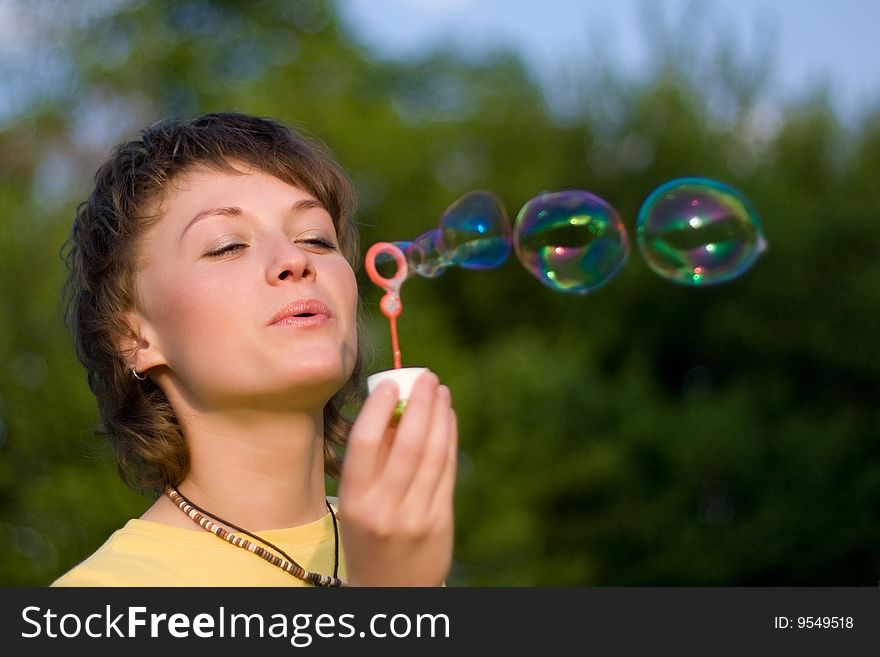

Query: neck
[145,406,331,532]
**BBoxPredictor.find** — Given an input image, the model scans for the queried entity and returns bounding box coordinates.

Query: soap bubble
[410,229,449,278]
[439,190,511,269]
[636,177,767,285]
[513,190,630,294]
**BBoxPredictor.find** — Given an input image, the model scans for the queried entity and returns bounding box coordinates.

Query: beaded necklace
[166,486,347,587]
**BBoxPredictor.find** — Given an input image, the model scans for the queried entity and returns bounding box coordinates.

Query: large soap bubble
[636,177,767,285]
[513,190,630,294]
[438,190,511,270]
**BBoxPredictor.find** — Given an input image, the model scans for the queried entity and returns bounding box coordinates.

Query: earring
[131,368,147,381]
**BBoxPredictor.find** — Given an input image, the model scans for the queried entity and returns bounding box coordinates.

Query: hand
[338,370,457,586]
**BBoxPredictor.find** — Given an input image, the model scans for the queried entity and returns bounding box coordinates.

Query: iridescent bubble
[439,190,511,269]
[410,229,449,278]
[636,177,767,285]
[513,190,630,294]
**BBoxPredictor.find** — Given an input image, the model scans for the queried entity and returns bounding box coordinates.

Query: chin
[279,357,352,394]
[287,343,355,381]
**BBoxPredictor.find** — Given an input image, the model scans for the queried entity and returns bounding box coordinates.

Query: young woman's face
[131,164,358,412]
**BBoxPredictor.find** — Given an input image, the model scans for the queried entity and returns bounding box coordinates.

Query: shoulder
[52,526,134,586]
[51,520,208,586]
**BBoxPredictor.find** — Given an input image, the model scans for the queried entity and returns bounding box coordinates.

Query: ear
[118,309,168,375]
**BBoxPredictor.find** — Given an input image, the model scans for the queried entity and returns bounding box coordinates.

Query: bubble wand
[365,241,408,369]
[364,241,427,424]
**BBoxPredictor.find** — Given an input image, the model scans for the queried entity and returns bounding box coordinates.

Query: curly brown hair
[62,112,364,495]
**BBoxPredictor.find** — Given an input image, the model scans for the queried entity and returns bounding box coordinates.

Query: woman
[53,112,457,586]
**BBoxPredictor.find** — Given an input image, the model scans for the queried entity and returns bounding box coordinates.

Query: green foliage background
[1,0,877,585]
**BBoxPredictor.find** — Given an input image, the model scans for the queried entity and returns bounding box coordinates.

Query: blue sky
[337,0,880,122]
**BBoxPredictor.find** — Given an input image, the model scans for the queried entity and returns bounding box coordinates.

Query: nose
[267,239,316,285]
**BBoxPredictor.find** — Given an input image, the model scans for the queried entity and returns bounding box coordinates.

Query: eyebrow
[181,199,327,237]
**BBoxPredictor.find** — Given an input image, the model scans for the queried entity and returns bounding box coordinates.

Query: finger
[379,369,439,498]
[372,425,397,477]
[404,384,452,512]
[429,409,458,520]
[340,379,399,494]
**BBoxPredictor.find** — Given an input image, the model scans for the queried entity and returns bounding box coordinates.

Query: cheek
[144,270,243,355]
[338,264,359,332]
[324,259,359,356]
[341,267,360,372]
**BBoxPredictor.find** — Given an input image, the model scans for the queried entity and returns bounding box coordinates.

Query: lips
[269,298,331,326]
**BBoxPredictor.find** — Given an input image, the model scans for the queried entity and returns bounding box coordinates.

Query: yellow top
[51,504,346,587]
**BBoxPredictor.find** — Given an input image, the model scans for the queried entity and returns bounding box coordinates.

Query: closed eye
[298,238,337,250]
[206,243,248,258]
